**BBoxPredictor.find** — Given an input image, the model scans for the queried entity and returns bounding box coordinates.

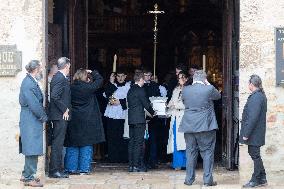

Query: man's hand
[243,136,248,141]
[63,109,69,121]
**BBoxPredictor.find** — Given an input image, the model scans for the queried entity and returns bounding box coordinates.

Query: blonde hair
[73,69,88,81]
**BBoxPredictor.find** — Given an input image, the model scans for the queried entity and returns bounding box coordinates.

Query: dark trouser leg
[133,124,146,167]
[248,145,266,182]
[128,125,135,167]
[184,133,198,184]
[107,118,128,163]
[197,130,216,184]
[22,155,38,181]
[148,119,158,166]
[49,120,68,174]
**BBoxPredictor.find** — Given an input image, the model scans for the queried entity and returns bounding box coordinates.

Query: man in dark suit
[127,72,156,172]
[48,57,71,178]
[240,75,267,188]
[179,70,221,187]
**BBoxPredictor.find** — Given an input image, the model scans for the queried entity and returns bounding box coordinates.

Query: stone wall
[0,0,46,181]
[239,0,284,184]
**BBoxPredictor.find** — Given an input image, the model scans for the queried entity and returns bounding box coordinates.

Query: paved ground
[0,164,283,189]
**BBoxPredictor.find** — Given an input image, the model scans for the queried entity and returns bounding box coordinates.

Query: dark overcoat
[240,90,267,146]
[65,70,105,147]
[48,71,71,121]
[19,74,48,155]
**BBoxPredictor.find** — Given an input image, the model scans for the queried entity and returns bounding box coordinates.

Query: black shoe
[147,164,158,169]
[128,166,134,172]
[65,170,80,175]
[259,179,268,186]
[49,171,69,178]
[132,167,140,172]
[138,166,147,172]
[243,181,267,188]
[184,181,193,186]
[204,181,217,187]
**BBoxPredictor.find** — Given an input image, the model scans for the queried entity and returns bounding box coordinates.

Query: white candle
[202,55,206,72]
[113,54,117,72]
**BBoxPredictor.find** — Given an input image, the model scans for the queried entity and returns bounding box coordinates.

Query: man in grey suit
[179,70,221,187]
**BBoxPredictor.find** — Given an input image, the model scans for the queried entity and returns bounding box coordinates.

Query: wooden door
[221,0,239,170]
[69,0,88,75]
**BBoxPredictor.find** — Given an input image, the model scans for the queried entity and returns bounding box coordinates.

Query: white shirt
[59,70,67,78]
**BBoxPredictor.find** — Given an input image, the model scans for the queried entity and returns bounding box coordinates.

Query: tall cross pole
[148,4,164,79]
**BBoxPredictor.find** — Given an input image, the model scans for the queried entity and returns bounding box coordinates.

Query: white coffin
[149,96,168,117]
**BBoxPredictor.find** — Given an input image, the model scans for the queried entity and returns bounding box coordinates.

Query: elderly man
[48,57,71,178]
[179,70,221,187]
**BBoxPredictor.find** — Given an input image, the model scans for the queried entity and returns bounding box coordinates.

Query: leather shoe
[204,181,217,187]
[49,171,69,178]
[243,181,267,188]
[24,180,43,187]
[184,181,193,186]
[132,166,147,172]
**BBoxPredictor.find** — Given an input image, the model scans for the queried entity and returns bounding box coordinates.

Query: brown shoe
[24,180,43,187]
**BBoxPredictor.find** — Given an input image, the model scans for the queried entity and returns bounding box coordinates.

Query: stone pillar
[239,0,284,184]
[0,0,47,181]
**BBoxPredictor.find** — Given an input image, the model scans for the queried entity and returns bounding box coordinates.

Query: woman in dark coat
[240,74,267,188]
[19,60,47,187]
[64,69,105,174]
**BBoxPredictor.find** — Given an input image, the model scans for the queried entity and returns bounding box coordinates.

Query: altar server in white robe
[104,70,130,163]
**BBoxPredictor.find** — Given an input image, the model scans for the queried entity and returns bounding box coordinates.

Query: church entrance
[47,0,239,171]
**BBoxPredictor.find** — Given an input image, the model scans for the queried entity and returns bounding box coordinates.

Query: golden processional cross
[148,4,165,78]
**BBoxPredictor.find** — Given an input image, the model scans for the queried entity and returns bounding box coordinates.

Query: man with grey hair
[48,57,71,178]
[179,70,221,187]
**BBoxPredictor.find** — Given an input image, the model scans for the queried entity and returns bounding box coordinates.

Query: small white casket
[149,96,168,117]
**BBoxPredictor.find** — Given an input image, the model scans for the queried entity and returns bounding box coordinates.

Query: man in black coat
[127,72,156,172]
[240,75,267,188]
[48,57,71,178]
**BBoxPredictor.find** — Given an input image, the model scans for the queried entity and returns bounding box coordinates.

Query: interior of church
[48,0,239,170]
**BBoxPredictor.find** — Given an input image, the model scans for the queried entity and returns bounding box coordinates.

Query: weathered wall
[0,0,46,181]
[239,0,284,184]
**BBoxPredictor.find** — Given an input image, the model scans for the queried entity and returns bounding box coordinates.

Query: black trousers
[145,118,160,165]
[248,145,266,182]
[128,124,146,167]
[49,120,68,173]
[106,118,128,163]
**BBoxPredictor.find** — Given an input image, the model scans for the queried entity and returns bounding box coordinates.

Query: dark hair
[175,63,187,72]
[133,71,144,82]
[249,74,265,93]
[189,64,200,70]
[178,71,190,86]
[25,60,40,73]
[143,68,152,74]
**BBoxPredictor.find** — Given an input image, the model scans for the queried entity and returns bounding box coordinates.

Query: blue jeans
[64,146,93,173]
[22,155,38,181]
